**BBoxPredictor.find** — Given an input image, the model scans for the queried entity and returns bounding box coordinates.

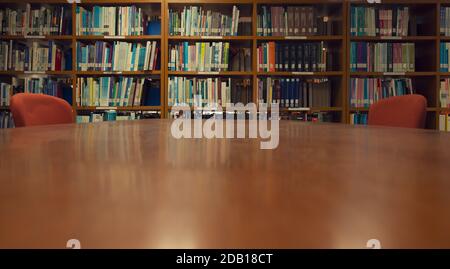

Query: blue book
[147,20,161,35]
[93,6,101,35]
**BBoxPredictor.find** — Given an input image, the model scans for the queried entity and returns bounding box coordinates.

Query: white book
[149,41,156,71]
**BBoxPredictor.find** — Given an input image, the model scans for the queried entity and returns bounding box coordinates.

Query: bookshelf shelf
[76,35,162,41]
[350,36,437,41]
[350,107,439,112]
[256,36,344,41]
[75,71,161,76]
[168,71,252,76]
[350,72,437,77]
[76,106,162,111]
[257,71,343,76]
[0,35,73,41]
[0,71,73,76]
[168,36,253,41]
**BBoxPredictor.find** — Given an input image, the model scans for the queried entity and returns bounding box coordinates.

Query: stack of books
[258,77,331,108]
[76,41,159,71]
[440,79,450,108]
[168,42,229,72]
[257,6,332,36]
[169,6,240,36]
[350,113,368,125]
[0,41,70,71]
[350,42,415,72]
[168,76,234,106]
[350,78,413,108]
[0,82,12,106]
[257,42,330,72]
[76,77,159,107]
[350,6,411,36]
[440,43,450,72]
[76,5,158,36]
[0,5,70,35]
[0,111,14,129]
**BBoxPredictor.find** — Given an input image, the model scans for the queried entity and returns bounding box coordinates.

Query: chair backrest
[10,93,74,127]
[368,94,427,129]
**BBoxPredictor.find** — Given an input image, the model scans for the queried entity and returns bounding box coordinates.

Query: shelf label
[104,36,125,39]
[383,72,405,75]
[285,36,307,40]
[24,35,45,39]
[380,36,402,40]
[292,72,314,75]
[198,72,220,75]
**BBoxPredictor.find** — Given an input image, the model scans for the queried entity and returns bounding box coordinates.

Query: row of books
[76,111,138,123]
[350,42,415,72]
[0,78,72,104]
[440,7,450,36]
[168,77,253,107]
[350,6,411,37]
[0,111,14,129]
[0,5,70,35]
[257,42,330,72]
[76,77,160,107]
[0,41,70,71]
[439,79,450,108]
[439,43,450,72]
[285,111,334,123]
[350,78,413,108]
[0,82,11,106]
[168,42,229,72]
[168,6,242,36]
[76,6,159,36]
[257,6,333,36]
[230,48,251,72]
[350,113,368,125]
[77,41,159,71]
[439,114,450,132]
[257,78,331,108]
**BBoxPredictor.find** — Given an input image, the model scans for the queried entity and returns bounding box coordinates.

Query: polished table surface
[1,119,450,248]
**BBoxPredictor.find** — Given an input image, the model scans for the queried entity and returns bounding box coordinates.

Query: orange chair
[10,93,74,127]
[368,94,427,129]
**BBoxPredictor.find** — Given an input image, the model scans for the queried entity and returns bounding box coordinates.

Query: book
[169,6,240,36]
[0,82,12,106]
[439,79,450,108]
[0,41,70,71]
[350,78,414,108]
[258,77,331,108]
[0,4,70,35]
[257,42,331,72]
[76,77,158,107]
[350,42,415,72]
[168,42,229,72]
[76,41,158,71]
[257,5,333,36]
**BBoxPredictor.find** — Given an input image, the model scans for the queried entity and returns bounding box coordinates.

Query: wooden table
[0,120,450,248]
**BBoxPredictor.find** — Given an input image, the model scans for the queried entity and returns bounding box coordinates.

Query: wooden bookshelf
[346,0,441,130]
[1,0,450,129]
